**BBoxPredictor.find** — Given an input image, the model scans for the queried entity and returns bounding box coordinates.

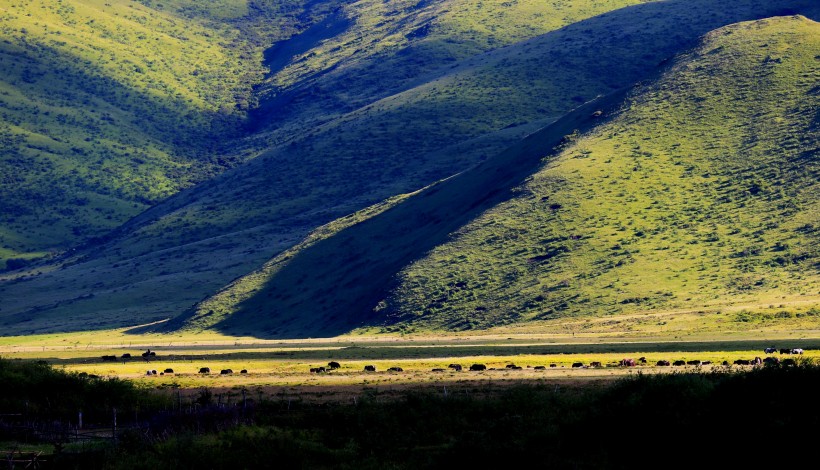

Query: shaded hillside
[1,0,818,335]
[184,15,820,337]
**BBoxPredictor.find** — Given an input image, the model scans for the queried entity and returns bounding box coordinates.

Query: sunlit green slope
[185,14,820,338]
[0,0,308,265]
[381,15,820,331]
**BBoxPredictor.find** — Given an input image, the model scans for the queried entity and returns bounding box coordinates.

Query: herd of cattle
[103,346,807,377]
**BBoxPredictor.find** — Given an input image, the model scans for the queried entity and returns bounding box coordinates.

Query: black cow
[432,368,445,372]
[721,360,730,366]
[220,369,233,375]
[702,360,712,365]
[470,364,487,371]
[782,358,797,366]
[571,362,584,368]
[101,355,117,362]
[763,357,780,366]
[734,359,751,365]
[505,364,518,369]
[656,360,671,366]
[448,364,463,371]
[121,353,131,359]
[590,362,602,368]
[764,347,777,354]
[686,360,701,366]
[328,361,341,369]
[672,360,686,366]
[638,357,647,364]
[387,367,404,372]
[240,369,248,374]
[364,365,376,372]
[534,365,546,370]
[199,367,210,374]
[549,364,557,368]
[310,367,326,373]
[780,348,792,355]
[163,368,174,374]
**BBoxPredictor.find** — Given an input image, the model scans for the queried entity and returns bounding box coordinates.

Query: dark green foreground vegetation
[2,357,818,469]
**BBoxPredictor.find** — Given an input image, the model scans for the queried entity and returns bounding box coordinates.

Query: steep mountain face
[1,0,818,336]
[184,15,820,338]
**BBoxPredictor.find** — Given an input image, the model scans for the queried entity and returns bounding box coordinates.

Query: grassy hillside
[1,0,818,336]
[381,15,820,331]
[183,14,820,338]
[0,0,319,266]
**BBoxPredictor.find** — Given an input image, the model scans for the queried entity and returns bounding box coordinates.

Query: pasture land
[1,324,817,395]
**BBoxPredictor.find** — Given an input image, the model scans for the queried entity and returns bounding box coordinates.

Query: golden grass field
[1,317,817,402]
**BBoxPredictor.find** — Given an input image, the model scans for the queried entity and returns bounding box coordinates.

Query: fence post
[112,408,117,444]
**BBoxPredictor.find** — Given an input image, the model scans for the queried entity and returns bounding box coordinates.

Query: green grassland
[5,0,818,336]
[173,14,820,339]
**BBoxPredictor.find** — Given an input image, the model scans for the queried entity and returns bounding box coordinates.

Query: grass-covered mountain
[182,14,820,338]
[1,1,818,336]
[0,0,357,266]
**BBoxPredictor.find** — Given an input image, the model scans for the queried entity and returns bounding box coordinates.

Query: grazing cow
[505,364,518,369]
[638,357,647,364]
[101,355,117,362]
[702,361,712,365]
[620,358,636,367]
[791,348,804,355]
[656,360,671,366]
[763,357,780,366]
[146,370,153,376]
[782,358,797,366]
[387,367,404,372]
[470,364,487,371]
[590,362,602,368]
[448,363,463,371]
[432,368,445,372]
[734,359,751,365]
[764,347,777,354]
[722,360,730,366]
[364,365,376,372]
[220,369,233,375]
[328,361,341,369]
[672,360,686,366]
[571,362,584,368]
[310,367,326,373]
[550,364,557,368]
[199,367,210,374]
[686,360,701,366]
[240,369,248,374]
[534,365,546,370]
[163,368,174,374]
[780,348,792,355]
[121,353,131,359]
